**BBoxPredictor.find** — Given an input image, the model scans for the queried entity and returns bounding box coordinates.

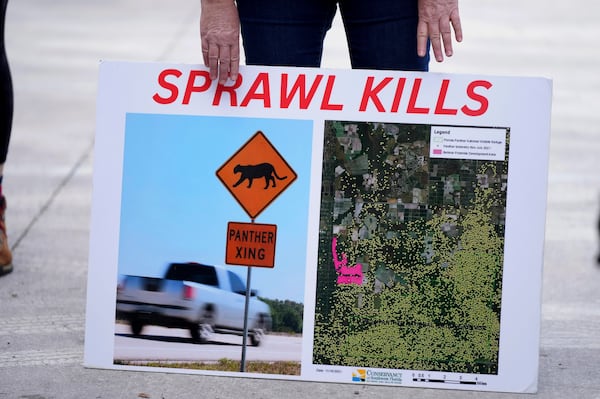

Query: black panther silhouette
[233,163,287,189]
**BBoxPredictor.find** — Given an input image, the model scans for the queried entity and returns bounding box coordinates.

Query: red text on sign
[358,77,491,117]
[152,69,344,110]
[152,69,491,117]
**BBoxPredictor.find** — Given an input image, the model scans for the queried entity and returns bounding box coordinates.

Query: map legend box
[430,126,507,161]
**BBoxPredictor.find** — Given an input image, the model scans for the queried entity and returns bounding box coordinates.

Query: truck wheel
[130,318,144,336]
[250,329,264,346]
[190,323,214,343]
[191,308,215,343]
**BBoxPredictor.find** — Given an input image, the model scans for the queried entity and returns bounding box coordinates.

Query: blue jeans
[236,0,429,72]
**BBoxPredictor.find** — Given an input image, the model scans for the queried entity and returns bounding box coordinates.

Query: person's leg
[0,0,10,164]
[339,0,429,71]
[236,0,338,67]
[0,0,13,275]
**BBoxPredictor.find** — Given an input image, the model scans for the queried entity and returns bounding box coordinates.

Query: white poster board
[84,61,552,393]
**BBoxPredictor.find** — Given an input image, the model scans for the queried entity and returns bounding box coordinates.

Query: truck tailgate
[119,277,188,307]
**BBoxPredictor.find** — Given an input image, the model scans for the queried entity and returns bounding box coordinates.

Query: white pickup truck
[116,262,272,346]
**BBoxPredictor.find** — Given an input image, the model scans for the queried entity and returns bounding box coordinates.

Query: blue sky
[117,113,314,303]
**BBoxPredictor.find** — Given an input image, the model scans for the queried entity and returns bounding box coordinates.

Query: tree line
[260,298,303,334]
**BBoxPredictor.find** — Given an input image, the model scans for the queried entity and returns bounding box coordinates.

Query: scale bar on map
[413,378,483,385]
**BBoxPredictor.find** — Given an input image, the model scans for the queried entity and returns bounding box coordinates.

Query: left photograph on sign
[113,113,313,376]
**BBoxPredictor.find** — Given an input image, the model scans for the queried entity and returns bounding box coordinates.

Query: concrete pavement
[1,0,599,398]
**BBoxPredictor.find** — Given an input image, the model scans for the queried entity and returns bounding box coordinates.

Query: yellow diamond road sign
[216,131,297,220]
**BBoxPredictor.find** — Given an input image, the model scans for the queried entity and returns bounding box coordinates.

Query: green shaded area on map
[313,121,508,374]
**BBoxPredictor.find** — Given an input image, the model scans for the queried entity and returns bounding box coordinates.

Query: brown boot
[0,196,13,276]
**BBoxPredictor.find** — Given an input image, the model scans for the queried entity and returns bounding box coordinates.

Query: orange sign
[225,222,277,268]
[216,131,297,219]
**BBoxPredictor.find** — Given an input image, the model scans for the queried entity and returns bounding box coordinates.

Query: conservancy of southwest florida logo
[352,369,366,382]
[352,369,403,385]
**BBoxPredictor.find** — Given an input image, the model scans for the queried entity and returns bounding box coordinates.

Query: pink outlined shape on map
[332,236,363,286]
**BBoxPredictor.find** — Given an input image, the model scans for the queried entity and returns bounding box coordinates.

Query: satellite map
[313,121,509,374]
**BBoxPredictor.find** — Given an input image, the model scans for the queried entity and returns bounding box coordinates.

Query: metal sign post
[240,263,252,372]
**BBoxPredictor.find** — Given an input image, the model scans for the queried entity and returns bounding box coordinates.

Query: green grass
[115,358,301,375]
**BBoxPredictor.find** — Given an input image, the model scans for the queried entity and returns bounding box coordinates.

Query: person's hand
[200,0,240,84]
[417,0,463,62]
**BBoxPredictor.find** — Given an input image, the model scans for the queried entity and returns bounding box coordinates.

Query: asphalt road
[1,0,600,398]
[114,324,302,363]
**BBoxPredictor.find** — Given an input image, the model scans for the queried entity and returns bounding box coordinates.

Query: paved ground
[1,0,599,398]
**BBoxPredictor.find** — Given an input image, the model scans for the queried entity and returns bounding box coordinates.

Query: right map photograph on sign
[313,120,510,375]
